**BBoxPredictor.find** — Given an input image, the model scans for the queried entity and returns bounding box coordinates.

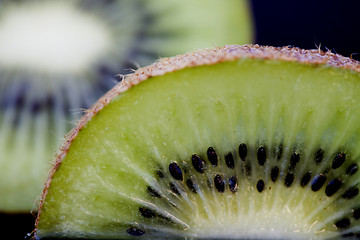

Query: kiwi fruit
[0,0,252,213]
[34,45,360,239]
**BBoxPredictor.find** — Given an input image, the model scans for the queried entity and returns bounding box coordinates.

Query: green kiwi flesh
[35,45,360,239]
[0,0,252,213]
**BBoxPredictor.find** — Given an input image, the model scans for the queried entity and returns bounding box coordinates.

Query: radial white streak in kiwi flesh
[0,2,111,74]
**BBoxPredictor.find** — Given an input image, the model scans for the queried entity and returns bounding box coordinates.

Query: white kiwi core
[0,2,111,74]
[189,185,324,239]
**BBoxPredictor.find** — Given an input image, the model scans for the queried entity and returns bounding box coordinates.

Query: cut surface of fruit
[35,45,360,239]
[0,0,252,212]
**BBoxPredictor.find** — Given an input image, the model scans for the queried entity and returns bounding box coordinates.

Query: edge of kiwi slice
[35,44,360,239]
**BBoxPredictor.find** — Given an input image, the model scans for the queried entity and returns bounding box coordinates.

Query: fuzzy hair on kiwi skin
[34,44,360,236]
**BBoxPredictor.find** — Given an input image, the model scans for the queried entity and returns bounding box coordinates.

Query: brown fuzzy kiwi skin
[34,44,360,235]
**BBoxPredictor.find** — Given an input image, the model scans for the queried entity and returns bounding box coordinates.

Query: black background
[251,0,360,60]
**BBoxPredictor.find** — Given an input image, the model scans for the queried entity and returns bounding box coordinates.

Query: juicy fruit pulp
[36,46,360,239]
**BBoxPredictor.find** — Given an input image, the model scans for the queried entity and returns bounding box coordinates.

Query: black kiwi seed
[311,174,327,192]
[225,152,235,169]
[127,227,145,236]
[169,163,183,181]
[257,146,266,166]
[289,153,300,171]
[270,166,279,183]
[300,172,312,187]
[314,148,324,164]
[207,147,218,166]
[284,173,294,187]
[139,207,155,218]
[192,154,206,173]
[346,163,358,175]
[342,187,359,199]
[325,179,342,197]
[332,153,346,169]
[353,208,360,220]
[257,179,265,193]
[228,176,238,193]
[147,186,161,198]
[238,143,247,161]
[169,182,181,195]
[214,174,225,193]
[335,218,351,229]
[186,179,197,193]
[31,100,45,114]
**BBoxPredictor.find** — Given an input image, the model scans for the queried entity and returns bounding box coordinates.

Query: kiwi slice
[34,45,360,239]
[0,0,252,213]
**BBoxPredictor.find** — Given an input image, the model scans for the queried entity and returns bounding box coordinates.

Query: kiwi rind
[33,45,359,240]
[37,45,360,238]
[34,45,360,239]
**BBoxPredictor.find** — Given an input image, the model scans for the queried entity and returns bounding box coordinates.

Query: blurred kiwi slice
[0,0,253,213]
[35,45,360,239]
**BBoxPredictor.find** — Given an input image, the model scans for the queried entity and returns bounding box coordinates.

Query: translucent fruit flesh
[36,54,360,239]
